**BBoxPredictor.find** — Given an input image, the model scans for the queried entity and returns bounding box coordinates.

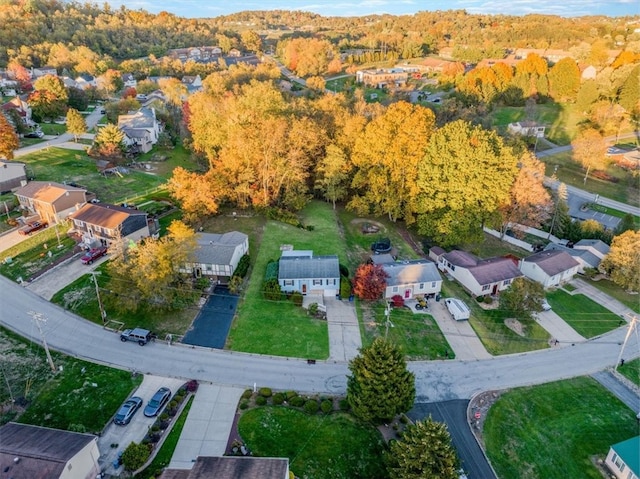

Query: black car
[113,396,143,425]
[144,387,171,417]
[24,130,44,138]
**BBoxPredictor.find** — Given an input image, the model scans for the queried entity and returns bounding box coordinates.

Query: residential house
[74,73,97,90]
[1,95,34,127]
[182,74,202,93]
[0,159,27,192]
[0,72,18,96]
[420,57,456,73]
[117,107,161,153]
[544,239,609,272]
[69,203,152,247]
[160,456,289,479]
[580,64,597,80]
[475,56,520,69]
[31,66,57,78]
[605,436,639,479]
[0,422,100,479]
[379,257,442,300]
[60,76,78,89]
[15,181,87,224]
[122,73,137,88]
[278,250,340,297]
[180,231,249,282]
[142,90,168,107]
[433,249,523,297]
[355,68,408,88]
[507,121,546,138]
[227,48,242,57]
[519,250,580,288]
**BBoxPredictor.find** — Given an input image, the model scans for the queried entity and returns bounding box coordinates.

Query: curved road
[1,275,638,402]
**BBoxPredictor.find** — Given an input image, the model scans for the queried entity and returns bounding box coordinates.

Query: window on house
[313,279,322,286]
[503,279,511,286]
[482,285,490,291]
[419,283,424,289]
[393,287,398,293]
[451,265,455,271]
[614,455,625,471]
[284,280,294,286]
[432,282,436,288]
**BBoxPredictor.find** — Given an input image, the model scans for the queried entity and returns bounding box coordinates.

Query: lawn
[617,357,640,387]
[135,143,202,179]
[541,151,639,206]
[137,395,194,479]
[359,301,453,360]
[459,232,532,260]
[0,223,76,282]
[441,279,551,355]
[227,201,344,358]
[583,277,640,313]
[546,290,622,338]
[17,147,165,204]
[238,406,388,479]
[0,326,141,433]
[484,377,638,479]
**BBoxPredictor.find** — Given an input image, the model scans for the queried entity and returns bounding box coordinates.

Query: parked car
[113,396,143,425]
[541,299,552,311]
[80,246,108,264]
[144,387,171,417]
[120,328,154,346]
[24,130,44,138]
[19,221,48,235]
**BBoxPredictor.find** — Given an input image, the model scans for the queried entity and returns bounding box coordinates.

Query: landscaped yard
[546,289,622,338]
[441,279,551,355]
[0,326,141,432]
[484,377,638,479]
[238,406,387,479]
[583,277,640,313]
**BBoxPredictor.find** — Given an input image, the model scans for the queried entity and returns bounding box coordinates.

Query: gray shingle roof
[443,250,522,285]
[383,260,441,286]
[574,239,610,256]
[523,250,580,276]
[166,456,289,479]
[442,250,479,268]
[278,255,339,280]
[544,243,601,269]
[195,232,248,266]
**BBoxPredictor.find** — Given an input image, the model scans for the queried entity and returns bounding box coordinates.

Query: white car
[541,299,552,311]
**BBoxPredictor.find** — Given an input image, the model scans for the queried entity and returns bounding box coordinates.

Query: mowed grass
[442,279,551,355]
[484,377,638,479]
[547,290,621,338]
[617,357,640,387]
[228,201,344,358]
[583,277,640,313]
[238,407,387,479]
[360,302,453,360]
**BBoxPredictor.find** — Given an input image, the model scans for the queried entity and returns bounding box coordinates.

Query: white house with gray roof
[117,107,160,153]
[544,239,609,272]
[381,258,442,300]
[181,231,249,282]
[278,250,340,297]
[433,249,522,297]
[519,250,580,288]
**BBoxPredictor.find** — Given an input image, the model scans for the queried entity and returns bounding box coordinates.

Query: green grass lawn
[39,123,66,135]
[459,232,532,260]
[617,357,640,387]
[238,407,387,479]
[137,395,194,479]
[228,201,343,358]
[484,377,638,479]
[546,290,622,338]
[441,279,551,355]
[360,301,453,360]
[542,151,639,206]
[0,224,76,282]
[582,277,640,313]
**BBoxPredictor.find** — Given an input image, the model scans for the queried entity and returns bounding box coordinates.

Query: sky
[102,0,639,19]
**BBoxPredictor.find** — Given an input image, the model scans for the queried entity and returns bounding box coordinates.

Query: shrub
[272,392,285,405]
[228,275,243,294]
[306,225,315,231]
[122,442,151,471]
[255,395,267,406]
[290,291,303,307]
[290,395,305,407]
[320,399,333,414]
[285,390,298,400]
[263,278,283,301]
[304,399,319,414]
[169,400,178,410]
[186,380,199,392]
[242,389,253,399]
[483,295,493,304]
[399,414,409,424]
[338,398,350,411]
[239,401,249,410]
[235,254,250,278]
[264,207,302,227]
[308,303,318,316]
[391,295,404,307]
[259,387,272,398]
[476,296,485,303]
[160,412,169,422]
[340,277,351,299]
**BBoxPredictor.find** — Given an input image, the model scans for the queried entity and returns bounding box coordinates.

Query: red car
[81,246,108,264]
[19,221,48,235]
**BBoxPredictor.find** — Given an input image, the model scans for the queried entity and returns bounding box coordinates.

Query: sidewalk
[569,278,636,321]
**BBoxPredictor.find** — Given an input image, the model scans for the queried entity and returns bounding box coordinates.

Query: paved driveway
[324,297,362,361]
[408,401,497,479]
[183,286,238,349]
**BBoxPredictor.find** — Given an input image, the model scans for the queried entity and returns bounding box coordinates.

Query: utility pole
[615,316,638,372]
[90,271,107,324]
[28,311,56,372]
[384,302,394,339]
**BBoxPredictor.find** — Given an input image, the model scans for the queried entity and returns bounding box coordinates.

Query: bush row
[239,389,349,416]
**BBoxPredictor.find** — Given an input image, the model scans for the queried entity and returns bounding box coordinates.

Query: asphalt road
[409,401,497,479]
[1,275,638,401]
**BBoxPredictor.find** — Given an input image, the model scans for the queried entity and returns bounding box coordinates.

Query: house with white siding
[180,231,249,283]
[373,255,442,299]
[278,250,340,297]
[519,250,580,288]
[605,436,639,479]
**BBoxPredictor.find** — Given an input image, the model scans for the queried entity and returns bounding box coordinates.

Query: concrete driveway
[98,375,186,476]
[324,297,362,362]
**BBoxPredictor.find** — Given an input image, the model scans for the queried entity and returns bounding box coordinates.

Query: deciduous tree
[33,74,68,102]
[600,230,640,292]
[347,337,415,424]
[315,144,351,209]
[548,57,581,102]
[386,417,460,479]
[571,128,607,183]
[167,167,220,222]
[352,263,388,300]
[66,108,86,142]
[499,277,545,320]
[0,114,19,159]
[92,123,125,158]
[240,30,262,53]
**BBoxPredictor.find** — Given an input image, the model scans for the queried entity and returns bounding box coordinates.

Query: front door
[404,289,411,299]
[302,284,307,294]
[492,284,498,295]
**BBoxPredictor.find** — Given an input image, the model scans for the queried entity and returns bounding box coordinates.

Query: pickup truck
[19,221,48,235]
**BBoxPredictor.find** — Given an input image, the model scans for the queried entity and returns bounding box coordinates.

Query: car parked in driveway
[113,396,143,425]
[24,130,44,138]
[19,221,48,235]
[80,246,108,264]
[144,387,171,417]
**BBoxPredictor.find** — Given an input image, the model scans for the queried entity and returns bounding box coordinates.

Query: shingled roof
[69,202,146,228]
[278,253,339,280]
[522,250,580,276]
[195,232,248,265]
[443,250,522,285]
[383,260,441,286]
[15,181,86,203]
[186,456,288,479]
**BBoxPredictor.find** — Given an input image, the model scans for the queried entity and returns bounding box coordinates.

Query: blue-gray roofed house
[382,259,442,300]
[605,435,639,479]
[181,232,249,283]
[278,250,340,297]
[544,238,609,272]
